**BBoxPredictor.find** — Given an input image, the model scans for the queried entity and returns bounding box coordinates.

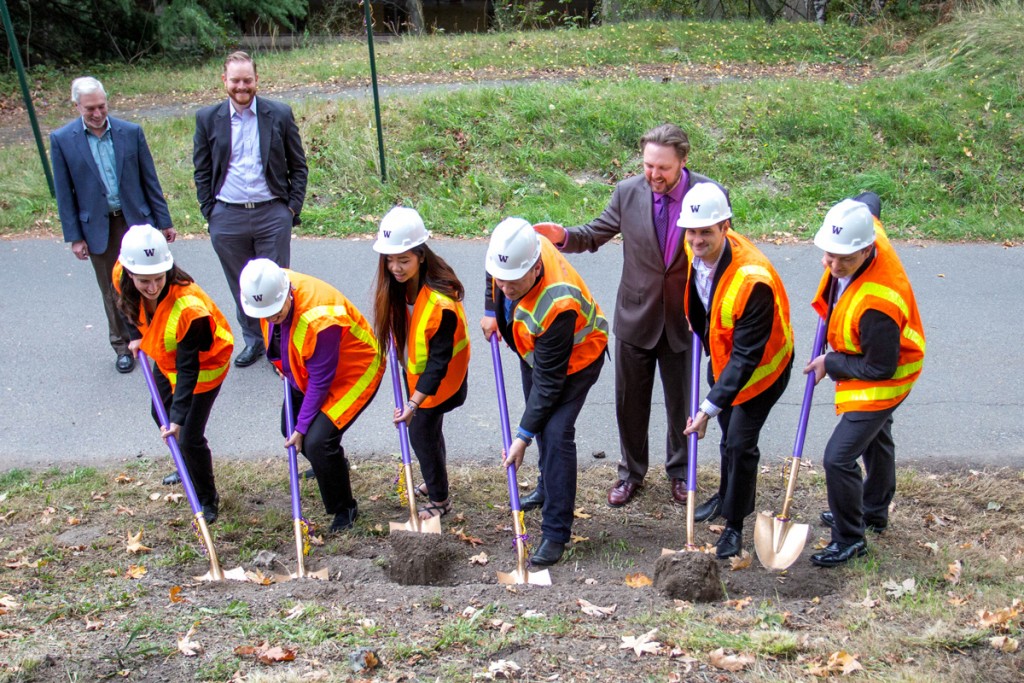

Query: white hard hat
[373,206,429,254]
[119,224,173,275]
[485,217,541,280]
[239,258,290,318]
[814,199,876,254]
[676,183,732,229]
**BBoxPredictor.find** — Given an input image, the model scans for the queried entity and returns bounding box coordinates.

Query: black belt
[109,209,123,217]
[219,198,280,209]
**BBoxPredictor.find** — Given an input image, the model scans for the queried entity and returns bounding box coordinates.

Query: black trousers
[614,331,691,484]
[714,361,792,530]
[408,378,467,502]
[152,367,220,507]
[823,405,898,544]
[521,354,604,544]
[282,382,379,515]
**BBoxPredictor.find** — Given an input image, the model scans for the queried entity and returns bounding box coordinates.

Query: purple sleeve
[294,325,342,434]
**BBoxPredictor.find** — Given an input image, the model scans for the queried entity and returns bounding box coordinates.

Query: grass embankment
[0,9,1021,242]
[0,461,1022,681]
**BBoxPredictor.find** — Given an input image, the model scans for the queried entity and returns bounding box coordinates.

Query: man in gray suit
[51,76,175,374]
[534,123,728,508]
[193,51,308,368]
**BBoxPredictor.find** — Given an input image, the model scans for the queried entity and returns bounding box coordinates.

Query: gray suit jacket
[50,116,172,254]
[560,171,728,352]
[192,96,308,225]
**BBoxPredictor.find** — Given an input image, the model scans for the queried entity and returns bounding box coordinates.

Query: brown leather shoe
[607,480,640,508]
[671,478,687,505]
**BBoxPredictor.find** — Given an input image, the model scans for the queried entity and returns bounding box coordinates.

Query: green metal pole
[0,0,54,197]
[363,0,387,182]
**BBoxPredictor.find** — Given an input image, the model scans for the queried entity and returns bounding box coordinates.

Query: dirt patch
[654,550,724,601]
[386,530,462,586]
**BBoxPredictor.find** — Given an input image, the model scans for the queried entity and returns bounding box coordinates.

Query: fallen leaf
[989,635,1019,653]
[986,501,1002,511]
[489,619,514,635]
[125,529,152,555]
[257,645,296,664]
[584,578,598,585]
[148,493,161,501]
[177,626,202,656]
[570,534,589,544]
[125,564,147,579]
[169,586,186,604]
[245,569,273,586]
[977,600,1021,630]
[624,572,652,588]
[67,516,82,526]
[0,595,21,615]
[708,524,726,534]
[84,617,104,631]
[577,598,616,617]
[486,659,521,679]
[945,560,962,585]
[469,551,489,566]
[917,541,939,555]
[620,628,662,656]
[729,550,753,571]
[450,526,484,547]
[807,650,863,677]
[858,591,881,608]
[115,505,134,516]
[308,534,324,547]
[724,596,753,610]
[114,473,134,484]
[521,609,545,619]
[91,491,108,501]
[709,648,755,671]
[573,508,592,519]
[164,493,184,504]
[883,577,916,599]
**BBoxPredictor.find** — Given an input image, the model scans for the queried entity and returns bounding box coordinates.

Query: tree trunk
[406,0,425,34]
[601,0,622,23]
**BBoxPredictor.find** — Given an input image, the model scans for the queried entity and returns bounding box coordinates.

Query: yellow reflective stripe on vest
[719,265,771,330]
[842,283,909,351]
[836,381,913,406]
[214,325,234,345]
[166,362,229,388]
[408,291,454,375]
[325,323,381,422]
[890,358,924,381]
[292,305,349,352]
[517,282,607,367]
[163,295,207,353]
[903,326,926,355]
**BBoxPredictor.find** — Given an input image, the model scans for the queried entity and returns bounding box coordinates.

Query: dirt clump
[386,529,461,585]
[653,550,724,602]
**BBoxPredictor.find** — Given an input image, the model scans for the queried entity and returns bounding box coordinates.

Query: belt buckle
[243,201,256,209]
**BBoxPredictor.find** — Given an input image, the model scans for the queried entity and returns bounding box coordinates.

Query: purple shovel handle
[138,351,203,516]
[686,332,701,496]
[490,335,523,512]
[387,338,414,468]
[282,376,303,521]
[792,316,829,461]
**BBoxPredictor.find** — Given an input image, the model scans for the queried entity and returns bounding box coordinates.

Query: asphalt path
[1,236,1020,473]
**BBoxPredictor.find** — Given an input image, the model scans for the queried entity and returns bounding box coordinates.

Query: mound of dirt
[386,530,462,585]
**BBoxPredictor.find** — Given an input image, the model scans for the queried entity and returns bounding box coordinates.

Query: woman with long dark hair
[372,207,470,520]
[115,224,234,523]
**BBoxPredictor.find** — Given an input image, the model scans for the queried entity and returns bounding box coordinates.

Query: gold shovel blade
[389,514,442,535]
[496,568,552,586]
[754,511,809,570]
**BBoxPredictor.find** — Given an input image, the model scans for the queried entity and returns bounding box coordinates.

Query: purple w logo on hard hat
[832,225,843,234]
[144,248,155,257]
[498,254,509,263]
[253,294,263,302]
[690,204,701,213]
[383,230,391,238]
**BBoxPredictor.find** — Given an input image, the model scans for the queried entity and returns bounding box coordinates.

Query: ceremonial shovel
[754,314,828,570]
[662,332,704,555]
[387,339,441,535]
[138,351,241,581]
[490,335,551,586]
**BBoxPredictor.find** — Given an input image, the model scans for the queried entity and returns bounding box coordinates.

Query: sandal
[414,483,429,499]
[418,500,452,520]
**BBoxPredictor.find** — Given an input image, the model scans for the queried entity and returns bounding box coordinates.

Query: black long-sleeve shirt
[414,309,458,397]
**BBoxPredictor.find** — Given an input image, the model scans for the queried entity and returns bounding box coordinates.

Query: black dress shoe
[200,498,219,525]
[116,353,135,374]
[820,510,886,534]
[330,503,359,532]
[162,471,182,486]
[234,343,265,367]
[715,526,743,559]
[694,493,722,522]
[530,539,565,567]
[810,539,867,567]
[519,487,544,511]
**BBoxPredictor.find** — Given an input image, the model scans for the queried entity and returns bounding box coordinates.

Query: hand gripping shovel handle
[387,338,414,468]
[489,335,522,510]
[138,351,223,580]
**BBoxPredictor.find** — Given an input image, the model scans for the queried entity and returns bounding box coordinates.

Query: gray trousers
[88,213,131,356]
[209,200,293,349]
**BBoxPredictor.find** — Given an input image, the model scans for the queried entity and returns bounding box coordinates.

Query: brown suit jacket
[560,171,728,352]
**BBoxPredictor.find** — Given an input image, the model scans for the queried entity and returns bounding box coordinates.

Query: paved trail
[1,237,1020,472]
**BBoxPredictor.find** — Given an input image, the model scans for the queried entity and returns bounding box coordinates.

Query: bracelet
[407,400,419,412]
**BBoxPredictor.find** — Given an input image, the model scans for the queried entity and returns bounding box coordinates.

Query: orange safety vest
[685,231,794,405]
[811,222,925,414]
[112,261,233,394]
[406,286,470,409]
[510,238,609,374]
[261,270,384,430]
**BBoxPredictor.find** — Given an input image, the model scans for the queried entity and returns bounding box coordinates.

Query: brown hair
[116,265,194,327]
[640,123,690,161]
[223,51,256,75]
[373,244,464,359]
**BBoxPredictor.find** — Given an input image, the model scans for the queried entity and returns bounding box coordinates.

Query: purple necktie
[655,195,670,255]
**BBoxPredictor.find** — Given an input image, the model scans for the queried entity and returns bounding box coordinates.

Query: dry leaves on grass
[177,625,203,657]
[806,650,864,677]
[114,473,134,484]
[977,599,1022,631]
[163,492,184,504]
[125,565,147,579]
[115,505,134,516]
[482,659,521,680]
[577,598,616,618]
[573,508,592,519]
[450,526,485,547]
[234,641,297,664]
[729,550,753,570]
[620,628,662,656]
[488,619,514,635]
[724,596,753,611]
[624,572,652,588]
[989,635,1019,653]
[91,491,108,501]
[67,516,82,526]
[125,529,152,555]
[945,559,963,585]
[469,551,489,566]
[883,577,916,599]
[708,648,755,672]
[168,586,186,604]
[84,617,103,631]
[0,595,21,615]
